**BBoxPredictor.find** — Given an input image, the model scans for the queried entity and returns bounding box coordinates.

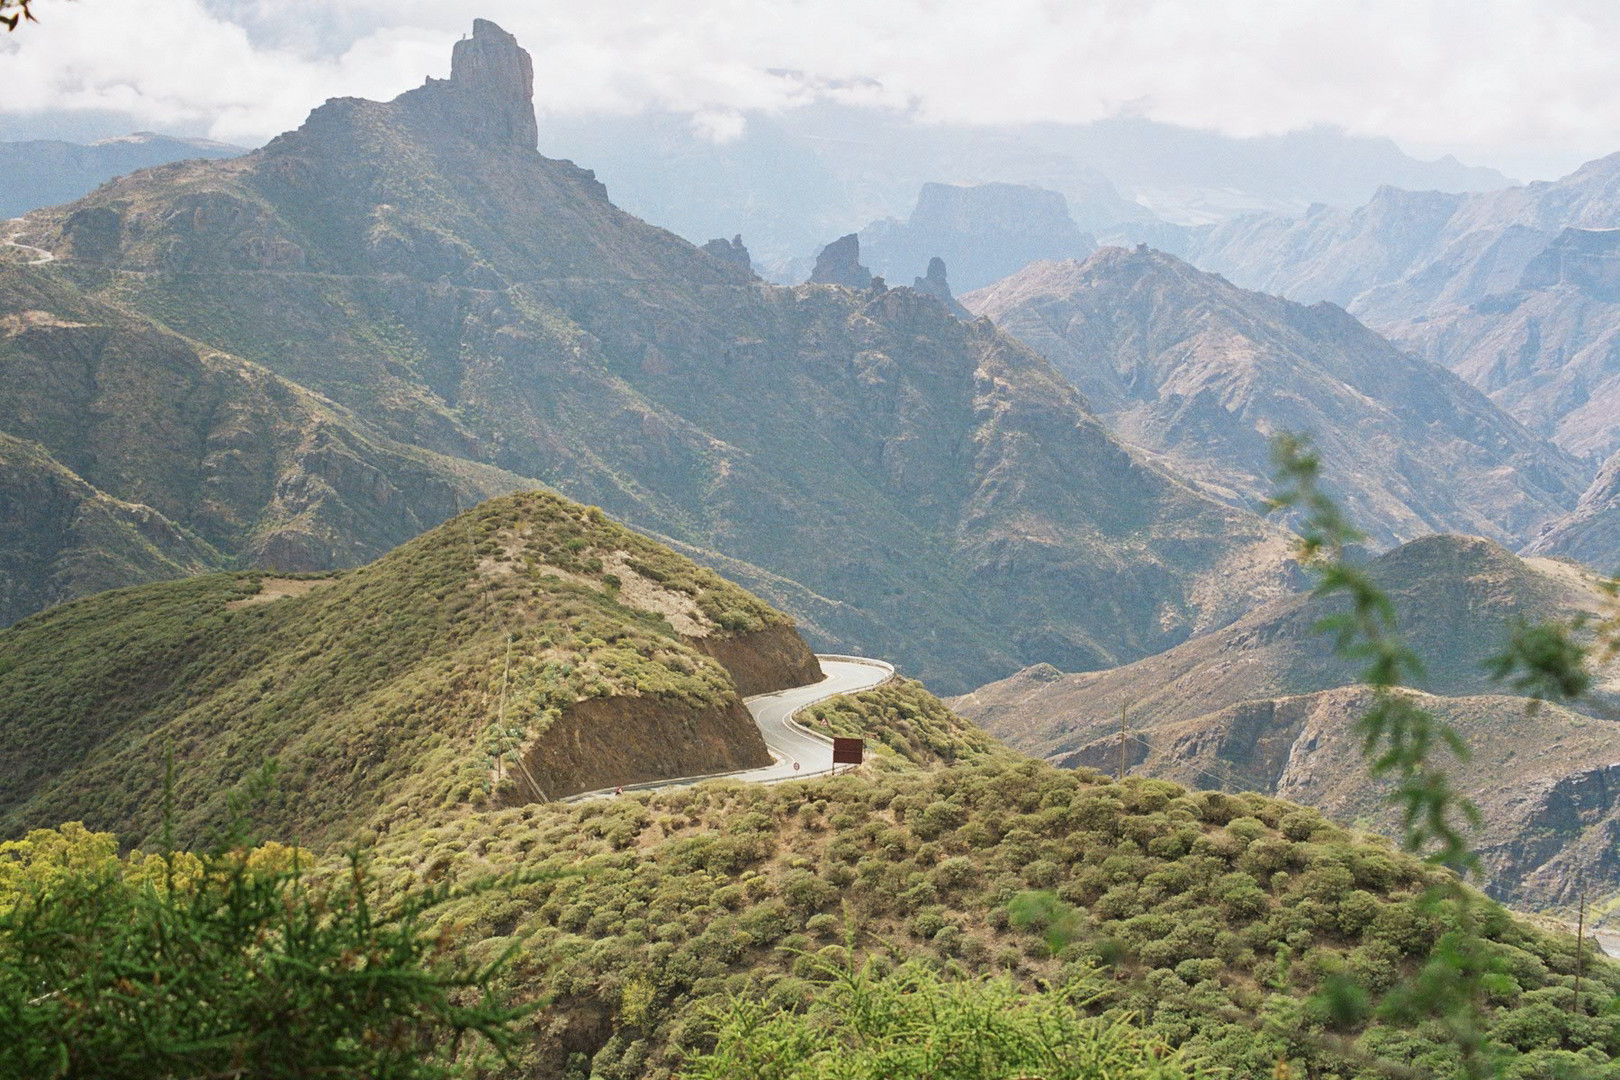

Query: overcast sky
[3,0,1617,179]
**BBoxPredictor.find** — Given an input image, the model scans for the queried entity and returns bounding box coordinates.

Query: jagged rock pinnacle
[403,19,538,152]
[808,233,872,289]
[912,256,971,318]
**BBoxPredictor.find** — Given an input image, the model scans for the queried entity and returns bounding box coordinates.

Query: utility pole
[1574,883,1587,1017]
[1119,704,1127,781]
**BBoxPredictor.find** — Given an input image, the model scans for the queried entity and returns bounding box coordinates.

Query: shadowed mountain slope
[1527,449,1620,571]
[0,431,221,625]
[965,248,1585,550]
[1,20,1297,693]
[0,270,535,605]
[953,534,1620,910]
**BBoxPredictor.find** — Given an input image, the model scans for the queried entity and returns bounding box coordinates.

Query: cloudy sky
[3,0,1616,179]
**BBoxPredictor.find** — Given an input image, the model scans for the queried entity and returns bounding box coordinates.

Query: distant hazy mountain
[954,534,1620,912]
[859,182,1096,293]
[0,20,1299,693]
[0,132,246,217]
[1526,449,1620,570]
[1186,154,1620,462]
[530,106,1511,276]
[964,247,1585,551]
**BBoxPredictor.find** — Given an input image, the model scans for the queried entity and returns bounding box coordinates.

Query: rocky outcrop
[504,692,771,802]
[401,18,538,152]
[862,182,1096,293]
[911,257,971,319]
[701,234,754,276]
[807,233,872,288]
[689,623,823,698]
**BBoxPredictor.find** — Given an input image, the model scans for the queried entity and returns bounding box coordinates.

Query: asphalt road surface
[568,655,892,800]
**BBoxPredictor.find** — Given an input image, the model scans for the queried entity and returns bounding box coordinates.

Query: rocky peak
[807,233,872,289]
[402,19,538,152]
[701,234,754,275]
[912,257,971,318]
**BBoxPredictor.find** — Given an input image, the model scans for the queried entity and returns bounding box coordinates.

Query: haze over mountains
[0,19,1303,694]
[528,106,1512,278]
[963,247,1586,551]
[1185,154,1620,462]
[0,133,247,219]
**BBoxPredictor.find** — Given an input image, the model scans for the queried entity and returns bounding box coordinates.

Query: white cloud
[4,0,1619,175]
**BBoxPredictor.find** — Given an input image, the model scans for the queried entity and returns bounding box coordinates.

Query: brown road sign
[832,737,864,765]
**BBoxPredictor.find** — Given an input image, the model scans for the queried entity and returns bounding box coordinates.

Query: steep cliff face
[3,20,1298,692]
[402,18,540,153]
[860,182,1096,293]
[689,622,823,698]
[504,693,767,802]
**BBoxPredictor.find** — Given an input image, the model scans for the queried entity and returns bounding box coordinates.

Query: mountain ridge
[964,247,1586,550]
[1,19,1300,693]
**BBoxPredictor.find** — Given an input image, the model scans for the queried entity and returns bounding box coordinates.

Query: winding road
[3,223,55,265]
[568,655,893,800]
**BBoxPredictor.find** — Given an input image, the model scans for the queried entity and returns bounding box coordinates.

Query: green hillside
[371,752,1620,1079]
[2,498,1615,1077]
[0,490,820,848]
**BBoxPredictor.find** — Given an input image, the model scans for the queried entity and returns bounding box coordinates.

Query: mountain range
[529,105,1511,277]
[1186,155,1620,464]
[0,19,1301,694]
[3,20,1619,1076]
[963,247,1587,551]
[0,132,246,219]
[953,534,1620,912]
